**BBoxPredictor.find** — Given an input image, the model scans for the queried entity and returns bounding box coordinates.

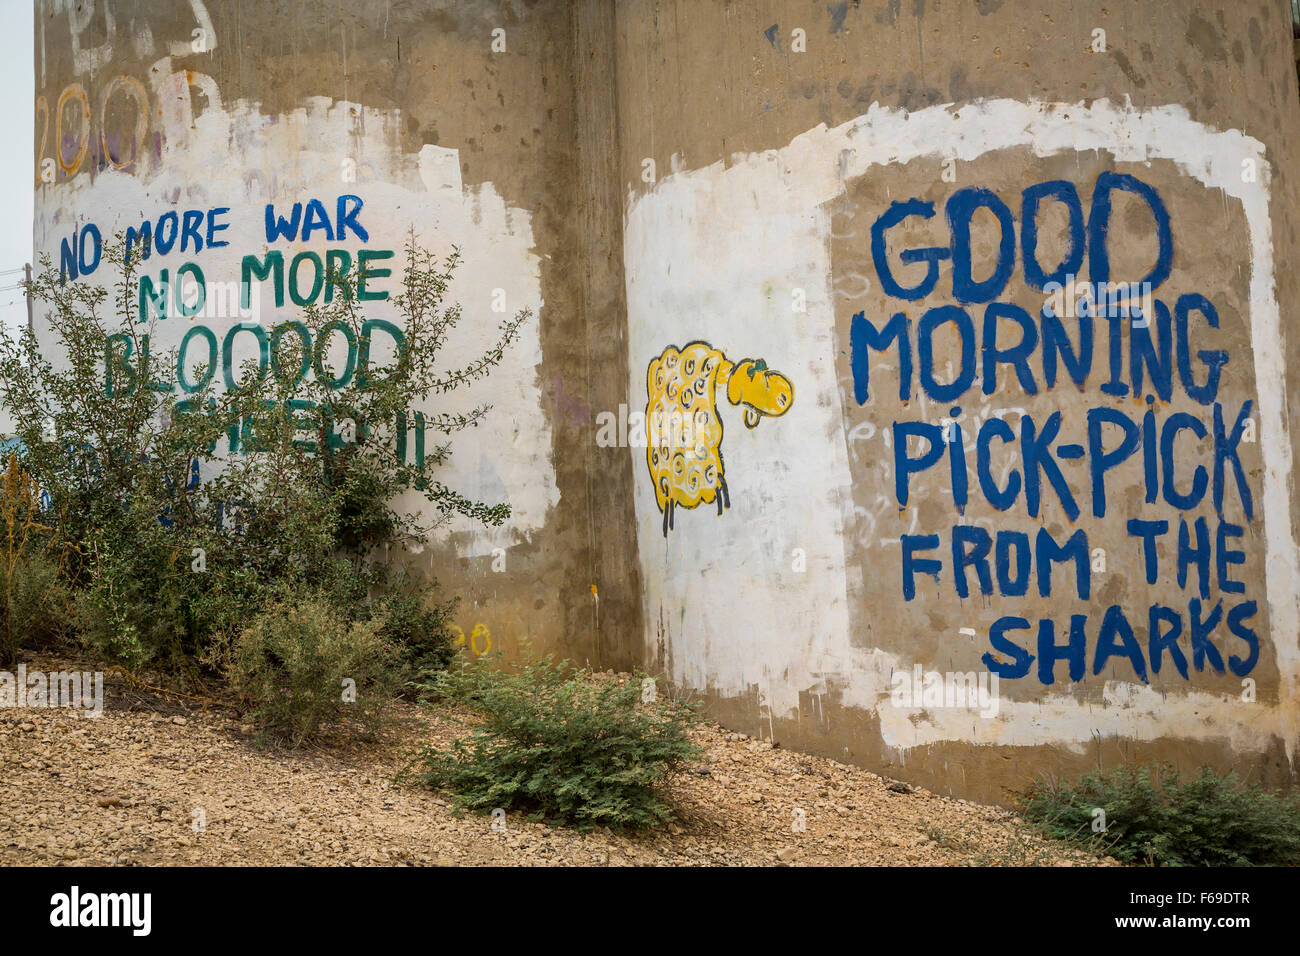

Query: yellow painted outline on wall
[645,341,794,536]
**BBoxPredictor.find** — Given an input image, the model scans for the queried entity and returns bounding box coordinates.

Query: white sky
[0,1,34,341]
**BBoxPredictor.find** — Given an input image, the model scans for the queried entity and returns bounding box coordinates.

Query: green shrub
[0,550,77,664]
[73,515,192,669]
[1022,763,1300,866]
[408,656,702,832]
[373,587,456,689]
[1,236,529,677]
[226,595,402,747]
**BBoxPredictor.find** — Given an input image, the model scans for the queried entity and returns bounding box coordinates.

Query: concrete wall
[34,0,1300,802]
[32,0,642,670]
[615,0,1300,801]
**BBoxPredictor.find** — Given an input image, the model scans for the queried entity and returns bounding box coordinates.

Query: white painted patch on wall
[34,90,558,558]
[623,97,1299,758]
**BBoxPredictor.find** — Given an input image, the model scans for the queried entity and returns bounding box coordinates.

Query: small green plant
[224,595,402,747]
[0,550,77,665]
[922,822,973,853]
[1021,763,1300,866]
[1,233,528,683]
[372,585,456,690]
[407,655,703,832]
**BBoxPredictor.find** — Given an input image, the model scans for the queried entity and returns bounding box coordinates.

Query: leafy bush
[0,550,77,665]
[408,656,702,832]
[1022,763,1300,866]
[73,513,194,668]
[373,586,457,689]
[0,235,528,680]
[224,595,402,747]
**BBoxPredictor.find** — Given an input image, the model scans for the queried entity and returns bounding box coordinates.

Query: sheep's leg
[719,473,731,510]
[662,501,670,538]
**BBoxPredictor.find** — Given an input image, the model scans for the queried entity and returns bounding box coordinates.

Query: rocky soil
[0,659,1112,867]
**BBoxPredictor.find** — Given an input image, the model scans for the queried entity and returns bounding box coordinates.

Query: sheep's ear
[743,408,760,429]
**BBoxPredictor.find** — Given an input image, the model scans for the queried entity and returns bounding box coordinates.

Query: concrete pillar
[32,0,641,670]
[615,0,1300,800]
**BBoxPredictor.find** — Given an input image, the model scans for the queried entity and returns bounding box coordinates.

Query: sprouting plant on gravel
[921,822,973,853]
[1021,763,1300,866]
[405,654,703,832]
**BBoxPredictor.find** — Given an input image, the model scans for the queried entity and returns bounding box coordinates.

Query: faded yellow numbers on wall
[100,75,149,172]
[38,0,221,182]
[37,68,215,181]
[449,623,492,657]
[55,84,90,177]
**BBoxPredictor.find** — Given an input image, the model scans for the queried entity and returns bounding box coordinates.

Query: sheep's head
[726,358,794,428]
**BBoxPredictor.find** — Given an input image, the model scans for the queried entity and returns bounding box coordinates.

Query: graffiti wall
[30,0,623,661]
[35,0,1300,798]
[36,2,558,540]
[619,0,1300,798]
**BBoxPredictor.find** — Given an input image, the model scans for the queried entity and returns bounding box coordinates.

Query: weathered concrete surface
[33,0,1300,803]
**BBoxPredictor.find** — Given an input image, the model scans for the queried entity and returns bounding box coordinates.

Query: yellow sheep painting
[646,341,794,536]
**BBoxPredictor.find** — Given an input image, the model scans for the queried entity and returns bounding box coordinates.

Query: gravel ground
[0,659,1113,867]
